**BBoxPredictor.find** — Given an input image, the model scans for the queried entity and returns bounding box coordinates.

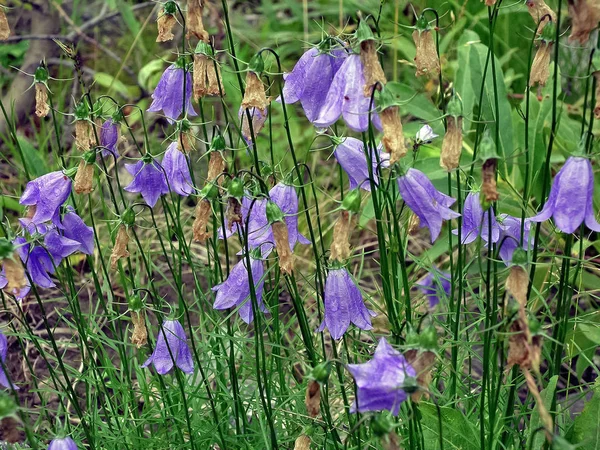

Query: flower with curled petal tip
[124,157,169,207]
[453,192,500,244]
[528,156,600,234]
[100,118,119,158]
[43,230,80,265]
[162,142,193,197]
[418,268,451,308]
[147,64,197,124]
[497,215,532,266]
[347,338,416,415]
[142,320,194,375]
[19,171,72,227]
[61,207,94,255]
[0,331,19,390]
[397,168,460,242]
[314,54,382,132]
[318,267,375,340]
[212,256,267,324]
[48,437,78,450]
[334,137,390,192]
[268,183,310,249]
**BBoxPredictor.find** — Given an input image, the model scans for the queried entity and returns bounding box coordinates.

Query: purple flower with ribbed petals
[497,214,531,265]
[147,64,197,124]
[124,158,169,207]
[452,192,500,244]
[19,171,72,227]
[100,118,119,158]
[44,230,80,265]
[212,256,267,324]
[529,156,600,234]
[313,54,382,132]
[218,196,251,240]
[334,137,390,192]
[0,331,19,390]
[18,218,50,236]
[142,320,194,375]
[15,237,55,289]
[347,338,416,415]
[269,183,310,249]
[282,47,348,122]
[244,198,273,253]
[61,207,94,255]
[418,268,451,308]
[397,168,460,243]
[162,142,193,196]
[318,268,375,340]
[48,437,78,450]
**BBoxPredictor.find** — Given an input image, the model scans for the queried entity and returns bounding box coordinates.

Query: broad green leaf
[138,59,166,92]
[385,82,444,136]
[419,402,480,450]
[569,380,600,449]
[526,375,558,450]
[95,72,140,99]
[16,136,48,178]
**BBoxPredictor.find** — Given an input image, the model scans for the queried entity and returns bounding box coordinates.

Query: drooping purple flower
[43,230,80,265]
[100,118,119,158]
[0,331,19,390]
[142,320,194,375]
[314,54,382,132]
[397,168,460,242]
[18,218,50,236]
[334,137,390,192]
[124,158,169,207]
[269,183,310,249]
[61,207,94,255]
[529,156,600,234]
[497,214,532,266]
[147,64,197,123]
[212,256,267,324]
[452,192,500,244]
[418,268,451,308]
[162,142,193,197]
[15,237,55,289]
[318,268,375,340]
[282,47,348,122]
[48,437,78,450]
[19,171,72,227]
[347,338,416,415]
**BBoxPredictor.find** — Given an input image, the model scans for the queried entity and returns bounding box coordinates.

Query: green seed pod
[74,101,90,121]
[266,201,284,224]
[200,183,218,201]
[121,207,136,227]
[34,65,49,84]
[210,134,226,152]
[310,361,332,383]
[128,294,144,312]
[370,411,394,437]
[0,392,17,419]
[227,178,244,200]
[447,94,463,119]
[0,238,14,260]
[419,325,438,351]
[163,0,177,15]
[402,376,419,394]
[511,248,528,267]
[478,131,499,162]
[415,14,430,32]
[341,188,362,214]
[195,40,212,56]
[356,19,375,44]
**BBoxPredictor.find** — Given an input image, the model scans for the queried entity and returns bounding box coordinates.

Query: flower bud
[329,210,353,262]
[186,0,209,42]
[192,198,212,243]
[0,7,10,40]
[157,2,177,42]
[74,159,94,194]
[305,380,321,418]
[110,224,130,270]
[341,188,362,214]
[309,361,332,383]
[371,411,394,437]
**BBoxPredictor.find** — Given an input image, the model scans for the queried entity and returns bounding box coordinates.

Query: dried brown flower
[594,71,600,119]
[110,225,130,270]
[360,39,387,96]
[305,380,321,418]
[529,41,552,87]
[273,221,294,275]
[193,54,225,100]
[74,160,94,195]
[294,435,311,450]
[179,131,195,153]
[440,116,463,171]
[568,0,600,43]
[207,151,226,184]
[3,253,26,296]
[380,106,406,164]
[75,120,93,152]
[526,0,556,34]
[187,0,209,42]
[226,197,243,231]
[192,198,212,242]
[157,13,177,42]
[35,83,50,118]
[408,213,421,235]
[130,310,148,348]
[412,30,440,78]
[481,159,499,202]
[405,349,436,402]
[485,0,497,5]
[0,7,9,40]
[329,210,352,262]
[241,71,270,112]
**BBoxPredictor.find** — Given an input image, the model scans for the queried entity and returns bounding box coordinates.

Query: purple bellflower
[268,183,310,249]
[162,142,193,197]
[334,137,390,192]
[318,267,375,340]
[497,214,532,265]
[48,437,78,450]
[397,168,460,242]
[142,320,194,375]
[212,256,267,324]
[0,331,18,390]
[124,157,169,207]
[347,338,416,415]
[61,207,94,255]
[147,63,197,124]
[282,46,348,122]
[314,54,382,132]
[100,118,119,158]
[19,171,72,227]
[453,192,500,244]
[15,237,55,289]
[528,156,600,234]
[43,230,80,265]
[418,268,451,308]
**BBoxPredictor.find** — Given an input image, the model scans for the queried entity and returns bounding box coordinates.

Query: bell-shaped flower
[414,124,438,147]
[15,237,55,289]
[318,267,375,340]
[142,320,194,375]
[314,54,382,132]
[334,137,390,192]
[43,230,80,265]
[61,207,94,255]
[453,192,500,244]
[418,268,451,308]
[497,214,532,265]
[397,168,460,242]
[19,171,72,227]
[0,331,18,390]
[347,338,416,415]
[162,142,193,197]
[124,156,169,207]
[48,437,78,450]
[282,46,348,122]
[212,256,267,324]
[100,118,119,158]
[147,62,197,123]
[528,156,600,234]
[268,183,310,249]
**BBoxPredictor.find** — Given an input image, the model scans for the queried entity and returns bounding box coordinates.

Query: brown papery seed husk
[206,60,225,96]
[193,198,212,242]
[481,159,499,202]
[381,106,406,164]
[74,160,94,194]
[405,349,436,402]
[226,197,243,231]
[207,151,226,184]
[329,210,352,262]
[187,0,209,42]
[523,368,553,443]
[381,432,402,450]
[157,13,176,42]
[529,42,552,87]
[179,131,195,153]
[506,266,528,308]
[35,83,50,118]
[568,0,600,43]
[594,71,600,119]
[130,310,148,348]
[360,39,387,96]
[527,0,556,34]
[3,253,26,296]
[485,0,497,5]
[111,225,130,270]
[305,380,321,418]
[273,221,294,275]
[0,8,9,40]
[241,71,270,112]
[75,120,93,152]
[193,54,209,100]
[408,213,421,235]
[440,116,463,171]
[294,435,311,450]
[412,30,440,78]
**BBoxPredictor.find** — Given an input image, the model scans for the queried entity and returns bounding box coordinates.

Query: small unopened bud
[526,0,556,34]
[294,435,311,450]
[0,7,9,40]
[74,159,94,194]
[241,65,270,112]
[186,0,209,42]
[380,106,406,164]
[568,0,600,44]
[408,213,421,235]
[371,411,394,437]
[156,3,177,42]
[35,83,50,118]
[359,37,387,96]
[481,159,499,202]
[412,28,440,78]
[305,380,321,418]
[440,116,463,171]
[130,310,148,349]
[310,361,332,383]
[75,120,93,152]
[272,221,294,275]
[192,198,212,243]
[207,151,226,184]
[111,225,130,270]
[529,40,553,87]
[329,210,353,262]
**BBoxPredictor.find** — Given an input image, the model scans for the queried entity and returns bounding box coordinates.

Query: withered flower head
[130,310,148,349]
[75,120,93,152]
[305,380,321,418]
[266,201,294,275]
[526,0,556,34]
[479,131,500,202]
[529,24,555,87]
[192,195,213,243]
[568,0,600,44]
[74,159,94,195]
[156,2,178,43]
[357,21,387,96]
[241,54,270,112]
[378,86,406,163]
[110,224,131,270]
[35,83,50,118]
[408,212,421,235]
[412,16,440,78]
[404,349,436,402]
[0,6,9,40]
[594,71,600,119]
[1,247,27,297]
[187,0,209,42]
[440,95,464,171]
[177,119,195,153]
[484,0,497,5]
[193,42,225,100]
[207,152,226,184]
[330,210,353,262]
[294,435,311,450]
[225,196,243,231]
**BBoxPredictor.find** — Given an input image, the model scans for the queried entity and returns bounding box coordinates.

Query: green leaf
[569,380,600,449]
[526,375,558,450]
[418,402,480,450]
[16,136,48,178]
[385,82,444,136]
[138,59,166,92]
[95,72,140,99]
